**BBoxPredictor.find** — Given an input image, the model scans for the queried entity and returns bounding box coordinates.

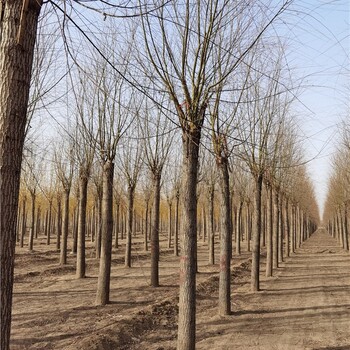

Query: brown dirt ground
[10,229,350,350]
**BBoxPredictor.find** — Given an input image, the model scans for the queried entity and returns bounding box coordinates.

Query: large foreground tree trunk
[0,1,42,348]
[95,161,114,305]
[177,130,200,350]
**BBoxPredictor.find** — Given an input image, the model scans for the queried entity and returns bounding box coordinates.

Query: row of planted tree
[2,2,325,349]
[324,122,350,251]
[18,136,319,285]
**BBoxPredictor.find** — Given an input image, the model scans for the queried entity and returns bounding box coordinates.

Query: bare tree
[21,147,44,251]
[73,75,97,278]
[121,132,143,268]
[139,2,292,344]
[0,1,43,347]
[89,43,135,305]
[54,140,75,265]
[140,101,174,286]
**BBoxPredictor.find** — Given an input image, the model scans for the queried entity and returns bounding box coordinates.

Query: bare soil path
[195,228,350,350]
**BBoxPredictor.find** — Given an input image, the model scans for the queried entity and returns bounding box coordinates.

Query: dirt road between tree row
[10,229,349,350]
[194,228,350,350]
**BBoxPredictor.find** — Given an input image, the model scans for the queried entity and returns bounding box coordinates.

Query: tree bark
[273,190,279,269]
[95,161,114,305]
[266,184,273,277]
[202,206,206,243]
[284,198,290,257]
[0,1,42,348]
[151,173,161,287]
[125,184,135,268]
[28,191,36,251]
[168,201,172,248]
[177,130,200,350]
[47,201,52,245]
[236,202,243,255]
[20,198,27,248]
[208,185,215,264]
[343,203,349,251]
[218,159,232,315]
[144,200,149,251]
[72,206,79,254]
[278,194,284,263]
[76,174,88,279]
[56,197,62,251]
[95,192,102,259]
[60,189,70,265]
[174,192,179,256]
[251,174,263,292]
[114,202,120,248]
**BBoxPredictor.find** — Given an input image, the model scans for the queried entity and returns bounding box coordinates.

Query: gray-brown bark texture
[76,174,88,278]
[266,184,273,277]
[151,174,161,287]
[0,1,42,348]
[95,161,114,305]
[218,159,232,315]
[177,130,200,350]
[251,174,263,292]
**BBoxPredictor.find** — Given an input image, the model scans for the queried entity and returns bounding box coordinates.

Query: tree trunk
[177,130,200,350]
[28,191,36,251]
[114,202,120,248]
[273,190,279,269]
[236,202,243,255]
[266,184,273,277]
[291,205,296,253]
[60,189,70,265]
[168,202,172,248]
[202,206,206,242]
[338,209,344,248]
[218,159,232,315]
[285,198,290,257]
[174,193,179,256]
[278,194,284,263]
[246,204,251,252]
[35,206,40,239]
[76,174,88,279]
[20,198,27,248]
[343,203,349,251]
[47,201,52,245]
[151,173,161,287]
[208,186,215,264]
[95,161,114,305]
[251,174,263,292]
[56,198,62,251]
[95,193,102,259]
[0,1,42,348]
[261,204,266,247]
[144,200,149,251]
[125,184,135,268]
[72,206,79,254]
